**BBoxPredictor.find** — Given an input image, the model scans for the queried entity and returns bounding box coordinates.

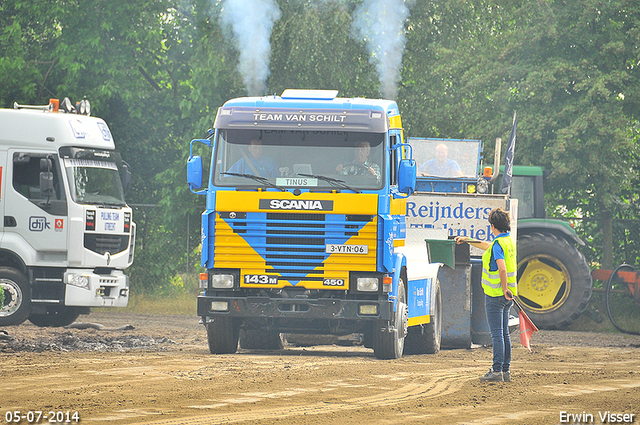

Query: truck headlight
[211,274,234,288]
[67,274,90,289]
[357,277,379,292]
[476,178,489,194]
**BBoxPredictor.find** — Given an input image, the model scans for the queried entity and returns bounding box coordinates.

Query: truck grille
[214,212,377,286]
[84,234,130,255]
[265,213,327,281]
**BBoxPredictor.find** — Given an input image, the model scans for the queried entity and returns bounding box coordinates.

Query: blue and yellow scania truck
[187,89,443,359]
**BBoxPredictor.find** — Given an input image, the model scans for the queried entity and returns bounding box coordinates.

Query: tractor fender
[518,219,585,246]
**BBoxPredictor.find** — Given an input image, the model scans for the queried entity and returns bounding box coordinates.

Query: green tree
[0,0,65,105]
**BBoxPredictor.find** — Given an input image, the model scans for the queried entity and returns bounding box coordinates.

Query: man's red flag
[514,298,538,352]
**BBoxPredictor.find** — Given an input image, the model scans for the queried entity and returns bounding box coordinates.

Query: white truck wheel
[0,267,31,326]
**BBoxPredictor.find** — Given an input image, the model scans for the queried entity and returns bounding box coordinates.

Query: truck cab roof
[0,108,116,151]
[216,91,402,133]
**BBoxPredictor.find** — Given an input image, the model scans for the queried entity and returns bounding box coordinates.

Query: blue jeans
[485,295,513,373]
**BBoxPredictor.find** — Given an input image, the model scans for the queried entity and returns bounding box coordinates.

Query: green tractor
[508,166,592,329]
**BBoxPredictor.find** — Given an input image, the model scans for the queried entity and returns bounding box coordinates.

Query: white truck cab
[0,99,135,327]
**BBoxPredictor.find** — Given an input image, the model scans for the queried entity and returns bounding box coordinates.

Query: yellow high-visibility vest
[481,235,518,297]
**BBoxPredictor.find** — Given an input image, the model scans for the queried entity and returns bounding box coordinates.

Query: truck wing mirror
[398,159,416,195]
[40,157,52,171]
[39,158,55,198]
[121,161,132,194]
[187,155,203,191]
[187,138,212,195]
[392,142,416,196]
[39,171,55,198]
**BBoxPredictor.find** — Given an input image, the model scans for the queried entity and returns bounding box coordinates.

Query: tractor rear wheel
[517,233,592,329]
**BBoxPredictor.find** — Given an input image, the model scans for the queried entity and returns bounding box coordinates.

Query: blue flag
[500,111,517,194]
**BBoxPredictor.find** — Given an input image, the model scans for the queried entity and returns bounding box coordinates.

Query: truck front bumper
[64,269,129,307]
[197,294,392,322]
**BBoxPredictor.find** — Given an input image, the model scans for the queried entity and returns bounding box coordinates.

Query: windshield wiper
[297,173,360,193]
[222,172,286,192]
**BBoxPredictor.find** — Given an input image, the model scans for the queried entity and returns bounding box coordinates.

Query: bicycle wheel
[605,264,640,335]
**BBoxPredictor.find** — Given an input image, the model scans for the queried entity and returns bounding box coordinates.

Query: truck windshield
[64,158,126,206]
[212,130,385,190]
[410,138,481,178]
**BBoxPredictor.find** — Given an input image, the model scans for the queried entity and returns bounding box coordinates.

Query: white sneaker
[479,370,504,382]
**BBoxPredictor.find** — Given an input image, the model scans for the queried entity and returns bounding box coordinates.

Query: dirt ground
[1,312,640,425]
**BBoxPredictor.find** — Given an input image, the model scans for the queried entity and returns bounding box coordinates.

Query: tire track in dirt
[96,372,469,424]
[85,367,640,425]
[543,379,640,397]
[1,358,174,394]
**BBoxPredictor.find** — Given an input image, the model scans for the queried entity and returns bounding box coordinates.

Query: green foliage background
[1,0,639,293]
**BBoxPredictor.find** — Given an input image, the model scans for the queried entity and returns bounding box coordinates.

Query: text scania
[253,113,347,123]
[260,199,334,211]
[406,201,491,223]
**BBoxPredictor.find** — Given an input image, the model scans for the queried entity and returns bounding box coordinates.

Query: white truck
[0,98,135,327]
